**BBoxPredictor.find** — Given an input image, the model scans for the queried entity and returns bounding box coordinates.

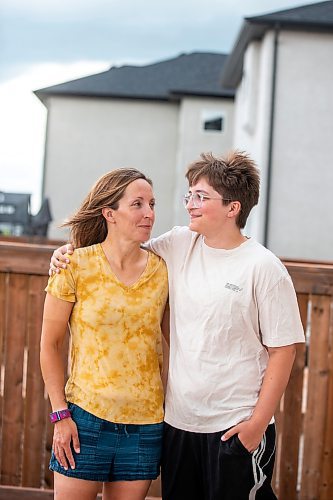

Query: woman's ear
[102,207,115,222]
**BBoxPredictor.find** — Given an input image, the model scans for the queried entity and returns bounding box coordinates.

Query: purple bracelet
[49,408,71,423]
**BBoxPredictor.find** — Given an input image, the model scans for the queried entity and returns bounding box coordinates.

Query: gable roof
[35,52,234,104]
[249,0,333,26]
[221,1,333,88]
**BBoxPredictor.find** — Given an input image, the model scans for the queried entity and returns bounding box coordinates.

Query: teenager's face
[111,179,155,242]
[185,177,231,236]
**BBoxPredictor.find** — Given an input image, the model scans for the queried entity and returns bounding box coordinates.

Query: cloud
[0,61,109,212]
[0,0,254,72]
[0,0,319,74]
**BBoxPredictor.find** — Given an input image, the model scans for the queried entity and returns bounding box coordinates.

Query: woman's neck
[101,238,145,269]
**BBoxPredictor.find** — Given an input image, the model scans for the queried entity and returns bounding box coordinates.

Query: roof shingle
[35,52,234,103]
[247,0,333,28]
[221,1,333,88]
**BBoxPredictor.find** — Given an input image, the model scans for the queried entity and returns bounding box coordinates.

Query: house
[221,0,333,260]
[0,191,52,237]
[35,53,235,240]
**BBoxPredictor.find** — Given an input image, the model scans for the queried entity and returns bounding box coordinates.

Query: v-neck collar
[98,243,151,289]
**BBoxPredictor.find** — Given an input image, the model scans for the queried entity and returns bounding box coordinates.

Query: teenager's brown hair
[63,168,153,247]
[186,151,260,228]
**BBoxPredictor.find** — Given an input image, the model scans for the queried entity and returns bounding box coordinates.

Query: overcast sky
[0,0,318,211]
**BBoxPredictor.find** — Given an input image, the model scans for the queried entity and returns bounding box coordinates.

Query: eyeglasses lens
[183,193,203,208]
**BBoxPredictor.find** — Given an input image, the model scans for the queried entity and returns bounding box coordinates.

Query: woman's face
[110,178,155,243]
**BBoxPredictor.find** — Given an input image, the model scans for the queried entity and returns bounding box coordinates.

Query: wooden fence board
[0,273,7,475]
[285,261,333,295]
[272,293,308,498]
[320,299,333,500]
[272,398,283,496]
[0,485,54,499]
[300,295,331,499]
[22,276,48,487]
[1,274,28,485]
[0,274,6,364]
[0,243,56,277]
[0,485,161,500]
[43,400,53,489]
[278,342,306,499]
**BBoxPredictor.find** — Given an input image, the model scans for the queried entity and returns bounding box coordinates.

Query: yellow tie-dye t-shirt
[45,243,168,424]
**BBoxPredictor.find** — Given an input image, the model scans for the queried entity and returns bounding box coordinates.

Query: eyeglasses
[182,192,233,209]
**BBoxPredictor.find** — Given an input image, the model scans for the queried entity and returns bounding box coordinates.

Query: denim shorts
[49,402,164,482]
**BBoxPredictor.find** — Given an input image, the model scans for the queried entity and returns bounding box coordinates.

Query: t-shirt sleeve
[45,264,76,302]
[146,228,177,260]
[259,275,305,347]
[146,226,193,263]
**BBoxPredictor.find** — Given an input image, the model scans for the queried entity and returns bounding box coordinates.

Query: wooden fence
[0,240,333,499]
[0,240,57,490]
[273,259,333,500]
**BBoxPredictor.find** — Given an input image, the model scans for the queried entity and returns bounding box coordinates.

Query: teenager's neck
[101,237,145,269]
[203,228,247,250]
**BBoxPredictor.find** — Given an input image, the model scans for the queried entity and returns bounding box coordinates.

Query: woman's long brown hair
[63,168,152,247]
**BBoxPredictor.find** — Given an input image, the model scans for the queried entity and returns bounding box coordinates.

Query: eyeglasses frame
[182,192,234,209]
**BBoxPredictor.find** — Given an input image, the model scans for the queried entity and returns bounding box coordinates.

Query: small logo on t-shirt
[225,282,243,293]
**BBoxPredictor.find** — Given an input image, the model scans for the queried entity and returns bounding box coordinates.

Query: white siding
[233,32,276,242]
[268,31,333,260]
[232,30,333,261]
[173,96,234,226]
[43,97,179,239]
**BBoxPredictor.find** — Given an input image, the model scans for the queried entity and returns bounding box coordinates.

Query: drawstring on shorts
[114,423,130,437]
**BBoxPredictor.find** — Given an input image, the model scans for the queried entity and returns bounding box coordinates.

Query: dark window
[203,116,223,132]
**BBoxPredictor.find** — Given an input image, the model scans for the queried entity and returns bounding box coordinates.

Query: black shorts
[161,422,277,500]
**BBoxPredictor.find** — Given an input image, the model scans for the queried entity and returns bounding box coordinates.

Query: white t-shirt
[148,226,305,433]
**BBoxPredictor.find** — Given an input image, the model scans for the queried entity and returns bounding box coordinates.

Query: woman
[40,168,169,500]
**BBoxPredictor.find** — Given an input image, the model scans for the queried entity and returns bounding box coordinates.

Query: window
[202,111,224,133]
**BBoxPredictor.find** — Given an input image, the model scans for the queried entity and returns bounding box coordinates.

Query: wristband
[49,408,71,423]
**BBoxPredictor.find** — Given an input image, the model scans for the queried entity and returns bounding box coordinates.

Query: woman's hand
[49,244,74,276]
[53,417,80,470]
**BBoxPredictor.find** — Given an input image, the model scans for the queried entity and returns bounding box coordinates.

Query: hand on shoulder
[49,243,75,276]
